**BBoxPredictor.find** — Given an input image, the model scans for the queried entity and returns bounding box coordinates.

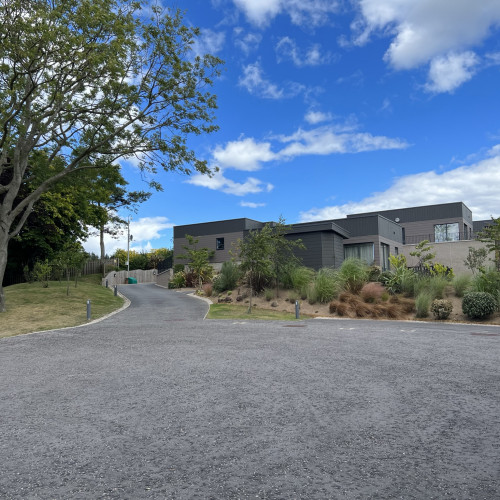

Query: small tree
[478,217,500,271]
[410,240,435,270]
[53,246,88,295]
[269,216,305,298]
[32,260,52,288]
[236,225,274,313]
[464,247,488,276]
[177,235,214,290]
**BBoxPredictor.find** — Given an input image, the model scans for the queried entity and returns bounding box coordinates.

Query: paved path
[1,284,499,499]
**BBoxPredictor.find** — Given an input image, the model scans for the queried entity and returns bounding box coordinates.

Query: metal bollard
[86,299,91,321]
[295,300,300,319]
[114,285,118,296]
[105,279,108,288]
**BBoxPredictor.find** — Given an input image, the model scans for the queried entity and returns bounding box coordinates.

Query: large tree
[0,0,222,311]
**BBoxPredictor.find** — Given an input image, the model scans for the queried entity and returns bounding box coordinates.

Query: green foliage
[410,240,435,268]
[415,291,432,318]
[339,258,369,294]
[430,263,454,280]
[0,0,223,312]
[288,266,316,292]
[173,264,185,274]
[477,218,500,271]
[383,265,416,295]
[452,275,471,298]
[264,289,274,301]
[176,235,215,289]
[236,225,274,295]
[213,261,241,293]
[367,265,382,282]
[389,254,407,271]
[169,272,186,289]
[462,292,497,319]
[469,268,500,305]
[309,268,340,304]
[464,247,488,276]
[32,260,52,288]
[431,299,453,320]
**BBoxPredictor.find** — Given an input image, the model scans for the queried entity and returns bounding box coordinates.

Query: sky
[83,0,500,256]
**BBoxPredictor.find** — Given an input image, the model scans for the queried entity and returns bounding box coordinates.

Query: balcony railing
[404,232,480,245]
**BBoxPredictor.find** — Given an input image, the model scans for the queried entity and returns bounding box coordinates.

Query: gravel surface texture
[1,283,499,499]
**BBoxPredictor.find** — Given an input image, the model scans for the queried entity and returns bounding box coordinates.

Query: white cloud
[212,137,276,170]
[186,168,274,196]
[304,110,333,124]
[276,37,333,67]
[352,0,500,91]
[425,51,479,93]
[299,146,500,222]
[276,126,408,157]
[239,61,304,99]
[234,29,262,54]
[82,217,173,256]
[232,0,339,27]
[192,29,226,58]
[240,201,266,208]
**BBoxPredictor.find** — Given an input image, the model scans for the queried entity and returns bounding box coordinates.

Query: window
[344,243,374,264]
[216,237,224,250]
[380,243,390,271]
[434,223,459,242]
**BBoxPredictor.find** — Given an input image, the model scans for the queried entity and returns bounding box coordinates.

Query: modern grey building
[173,201,485,271]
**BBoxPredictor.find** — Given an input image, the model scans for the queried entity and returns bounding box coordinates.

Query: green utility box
[127,277,137,284]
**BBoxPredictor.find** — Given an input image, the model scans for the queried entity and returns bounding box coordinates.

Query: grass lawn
[1,275,124,338]
[207,303,308,321]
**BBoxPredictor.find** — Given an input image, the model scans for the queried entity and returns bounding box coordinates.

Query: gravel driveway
[1,284,499,499]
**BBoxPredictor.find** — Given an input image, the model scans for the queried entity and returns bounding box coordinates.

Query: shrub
[428,275,449,300]
[367,265,382,282]
[462,292,497,319]
[469,269,500,306]
[360,282,385,303]
[329,301,338,314]
[213,261,241,293]
[33,259,52,288]
[335,302,349,316]
[415,291,432,318]
[183,270,198,288]
[311,268,340,303]
[287,266,315,292]
[430,263,454,280]
[169,271,185,289]
[339,258,369,294]
[264,289,274,301]
[452,275,471,298]
[173,264,185,274]
[202,283,213,297]
[383,266,416,295]
[431,299,453,320]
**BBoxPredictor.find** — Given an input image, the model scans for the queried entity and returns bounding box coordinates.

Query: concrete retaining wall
[102,269,158,287]
[400,240,492,275]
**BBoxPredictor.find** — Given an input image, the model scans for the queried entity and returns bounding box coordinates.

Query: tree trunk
[0,227,10,313]
[100,224,106,276]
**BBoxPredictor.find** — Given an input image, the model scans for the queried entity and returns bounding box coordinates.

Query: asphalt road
[1,284,499,499]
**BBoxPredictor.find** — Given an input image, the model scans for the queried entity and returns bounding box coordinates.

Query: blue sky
[83,0,500,255]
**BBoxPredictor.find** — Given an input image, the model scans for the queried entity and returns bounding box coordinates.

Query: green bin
[127,277,137,284]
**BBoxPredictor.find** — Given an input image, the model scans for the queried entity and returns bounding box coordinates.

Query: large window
[216,237,224,250]
[344,243,374,264]
[434,223,459,242]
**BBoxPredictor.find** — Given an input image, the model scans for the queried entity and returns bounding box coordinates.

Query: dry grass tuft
[360,282,386,303]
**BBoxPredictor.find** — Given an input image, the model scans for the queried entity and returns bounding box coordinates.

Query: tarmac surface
[1,283,499,499]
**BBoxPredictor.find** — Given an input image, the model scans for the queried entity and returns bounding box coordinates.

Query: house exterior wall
[174,230,245,265]
[401,217,473,245]
[400,240,492,275]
